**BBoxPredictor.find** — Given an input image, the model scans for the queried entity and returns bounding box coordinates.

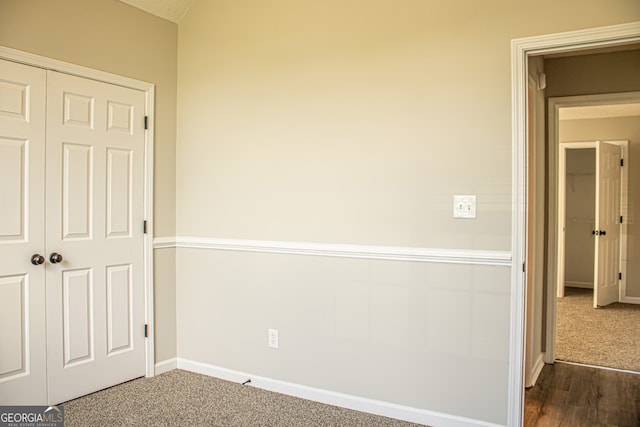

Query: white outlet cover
[453,195,477,219]
[268,328,279,349]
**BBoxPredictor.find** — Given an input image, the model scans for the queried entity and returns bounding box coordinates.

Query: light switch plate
[268,328,279,349]
[453,195,477,219]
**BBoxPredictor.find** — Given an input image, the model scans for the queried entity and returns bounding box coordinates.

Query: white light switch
[453,195,477,219]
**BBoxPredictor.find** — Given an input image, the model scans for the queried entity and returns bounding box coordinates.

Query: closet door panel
[0,59,47,405]
[45,71,146,405]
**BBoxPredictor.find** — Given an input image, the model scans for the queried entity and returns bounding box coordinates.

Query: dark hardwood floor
[525,362,640,426]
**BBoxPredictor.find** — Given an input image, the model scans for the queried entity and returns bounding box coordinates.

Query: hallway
[525,362,640,426]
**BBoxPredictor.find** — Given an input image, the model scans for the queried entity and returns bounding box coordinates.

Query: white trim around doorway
[510,21,640,427]
[0,45,157,378]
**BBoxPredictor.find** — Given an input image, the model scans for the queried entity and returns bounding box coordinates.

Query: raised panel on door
[62,269,94,366]
[45,71,146,404]
[0,77,29,121]
[0,137,27,240]
[0,275,28,379]
[63,143,94,240]
[106,264,133,354]
[107,148,133,238]
[0,59,47,405]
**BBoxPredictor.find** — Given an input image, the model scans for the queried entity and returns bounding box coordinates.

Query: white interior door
[0,59,47,405]
[45,71,146,404]
[594,141,621,308]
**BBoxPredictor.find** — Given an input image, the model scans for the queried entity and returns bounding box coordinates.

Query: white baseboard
[564,282,640,304]
[155,357,178,375]
[564,281,593,289]
[555,360,640,375]
[620,295,640,304]
[177,358,504,427]
[524,352,546,388]
[530,354,545,387]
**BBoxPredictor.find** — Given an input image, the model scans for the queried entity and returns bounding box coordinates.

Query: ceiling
[118,0,193,23]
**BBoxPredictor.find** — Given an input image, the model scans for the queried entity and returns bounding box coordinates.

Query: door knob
[49,253,63,264]
[600,230,606,236]
[31,254,45,265]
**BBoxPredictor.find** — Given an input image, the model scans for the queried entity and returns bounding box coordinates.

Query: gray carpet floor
[63,369,425,426]
[556,287,640,372]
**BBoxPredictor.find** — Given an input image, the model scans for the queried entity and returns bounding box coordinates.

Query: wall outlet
[268,328,279,349]
[453,195,477,219]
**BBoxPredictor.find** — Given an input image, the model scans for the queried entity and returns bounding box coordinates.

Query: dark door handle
[31,254,45,265]
[600,230,606,236]
[49,253,63,264]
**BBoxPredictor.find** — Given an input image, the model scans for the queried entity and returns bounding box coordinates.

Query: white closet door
[594,141,621,308]
[45,71,146,404]
[0,59,47,404]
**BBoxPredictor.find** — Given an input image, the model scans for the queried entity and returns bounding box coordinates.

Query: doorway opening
[510,22,640,426]
[544,94,640,369]
[557,140,629,307]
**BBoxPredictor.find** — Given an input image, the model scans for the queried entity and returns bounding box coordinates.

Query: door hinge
[522,262,526,273]
[144,116,149,130]
[619,272,622,280]
[144,324,149,338]
[620,216,624,224]
[143,220,147,234]
[621,158,624,167]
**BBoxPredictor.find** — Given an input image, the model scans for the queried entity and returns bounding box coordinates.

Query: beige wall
[176,1,640,424]
[177,3,640,249]
[177,249,511,422]
[560,117,640,297]
[0,0,178,361]
[0,0,177,238]
[4,0,638,423]
[546,50,640,98]
[154,249,177,361]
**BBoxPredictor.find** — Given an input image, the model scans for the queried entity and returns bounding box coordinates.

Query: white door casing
[0,59,47,405]
[594,141,621,308]
[45,71,147,404]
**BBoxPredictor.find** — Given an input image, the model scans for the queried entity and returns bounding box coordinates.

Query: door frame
[548,93,640,367]
[510,22,640,427]
[0,46,156,378]
[556,140,629,299]
[550,92,640,303]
